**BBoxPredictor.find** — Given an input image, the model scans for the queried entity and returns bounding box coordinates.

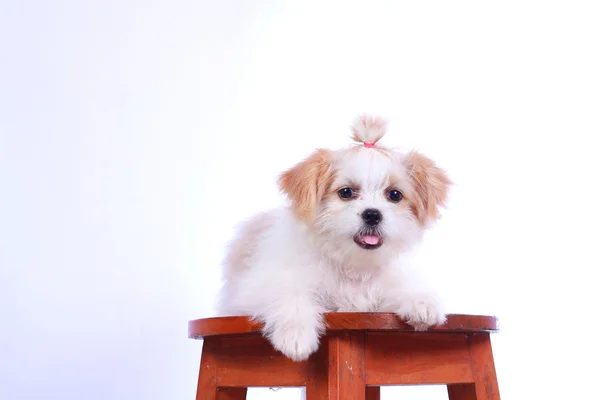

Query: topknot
[350,115,387,147]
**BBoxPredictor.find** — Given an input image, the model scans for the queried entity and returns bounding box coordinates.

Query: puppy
[217,115,451,361]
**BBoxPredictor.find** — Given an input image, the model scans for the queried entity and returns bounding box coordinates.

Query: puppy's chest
[317,277,383,312]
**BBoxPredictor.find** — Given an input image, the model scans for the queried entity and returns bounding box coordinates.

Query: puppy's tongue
[362,235,381,245]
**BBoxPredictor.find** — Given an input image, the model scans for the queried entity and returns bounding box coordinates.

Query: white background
[1,1,599,399]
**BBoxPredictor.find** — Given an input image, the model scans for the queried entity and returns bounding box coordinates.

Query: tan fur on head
[278,149,334,221]
[403,151,451,226]
[351,115,387,146]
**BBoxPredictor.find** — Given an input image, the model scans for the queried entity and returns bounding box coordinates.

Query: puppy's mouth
[353,233,383,250]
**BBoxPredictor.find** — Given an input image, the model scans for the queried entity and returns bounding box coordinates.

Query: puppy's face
[321,149,418,252]
[279,146,450,265]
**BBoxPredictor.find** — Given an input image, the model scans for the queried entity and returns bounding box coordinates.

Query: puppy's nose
[362,208,382,226]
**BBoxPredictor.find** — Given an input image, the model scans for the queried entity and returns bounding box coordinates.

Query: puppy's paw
[266,323,321,362]
[397,294,446,331]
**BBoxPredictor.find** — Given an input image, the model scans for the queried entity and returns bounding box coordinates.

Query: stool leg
[447,384,476,400]
[366,386,380,400]
[306,332,366,400]
[467,333,501,400]
[216,388,247,400]
[196,339,219,400]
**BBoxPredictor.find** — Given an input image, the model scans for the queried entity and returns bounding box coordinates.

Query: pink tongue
[362,235,380,245]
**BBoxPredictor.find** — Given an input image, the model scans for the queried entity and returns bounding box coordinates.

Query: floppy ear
[278,149,334,221]
[403,151,451,226]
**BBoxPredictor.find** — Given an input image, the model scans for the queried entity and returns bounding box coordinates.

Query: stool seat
[189,313,500,399]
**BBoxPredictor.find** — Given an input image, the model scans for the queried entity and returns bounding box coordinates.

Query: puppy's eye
[338,187,355,199]
[386,189,403,203]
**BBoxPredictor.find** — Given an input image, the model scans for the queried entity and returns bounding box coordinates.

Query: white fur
[217,135,447,362]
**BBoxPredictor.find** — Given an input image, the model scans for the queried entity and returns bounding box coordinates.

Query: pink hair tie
[364,142,376,148]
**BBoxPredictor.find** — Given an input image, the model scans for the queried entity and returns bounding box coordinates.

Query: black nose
[362,208,382,226]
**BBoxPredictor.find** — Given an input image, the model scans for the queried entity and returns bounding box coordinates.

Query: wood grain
[306,332,367,400]
[196,340,218,400]
[448,383,477,400]
[189,313,498,340]
[468,333,501,400]
[365,332,473,385]
[331,333,367,400]
[366,387,380,400]
[305,339,328,399]
[191,313,501,399]
[207,336,309,387]
[216,387,247,400]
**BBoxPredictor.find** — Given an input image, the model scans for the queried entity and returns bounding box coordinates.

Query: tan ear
[278,149,334,221]
[404,151,451,226]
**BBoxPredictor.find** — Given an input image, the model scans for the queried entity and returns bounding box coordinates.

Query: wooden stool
[189,313,500,399]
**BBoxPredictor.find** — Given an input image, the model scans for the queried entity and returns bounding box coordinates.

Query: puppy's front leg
[380,269,447,331]
[396,289,446,331]
[259,295,324,362]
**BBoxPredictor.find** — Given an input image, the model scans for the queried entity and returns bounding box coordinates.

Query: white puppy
[217,115,451,362]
